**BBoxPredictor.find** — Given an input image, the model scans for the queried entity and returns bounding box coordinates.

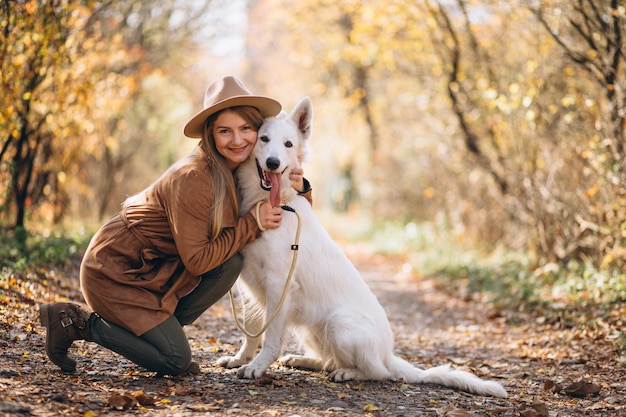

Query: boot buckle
[60,316,74,328]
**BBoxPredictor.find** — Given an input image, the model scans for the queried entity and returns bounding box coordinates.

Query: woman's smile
[213,110,258,170]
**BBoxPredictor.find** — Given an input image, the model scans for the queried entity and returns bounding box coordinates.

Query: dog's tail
[388,356,507,398]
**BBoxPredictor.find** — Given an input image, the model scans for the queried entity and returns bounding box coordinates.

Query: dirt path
[1,248,624,416]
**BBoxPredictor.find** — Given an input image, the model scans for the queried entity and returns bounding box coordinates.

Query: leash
[228,204,301,339]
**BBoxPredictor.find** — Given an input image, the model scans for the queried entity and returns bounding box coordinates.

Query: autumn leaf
[530,400,550,417]
[363,403,380,411]
[563,381,601,398]
[133,392,157,406]
[107,393,137,410]
[543,379,562,393]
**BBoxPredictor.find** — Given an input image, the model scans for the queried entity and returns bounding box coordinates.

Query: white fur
[217,97,507,398]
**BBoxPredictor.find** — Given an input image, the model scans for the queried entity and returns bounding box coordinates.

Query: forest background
[2,0,626,320]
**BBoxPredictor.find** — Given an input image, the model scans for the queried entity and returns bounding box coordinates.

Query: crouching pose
[40,76,311,375]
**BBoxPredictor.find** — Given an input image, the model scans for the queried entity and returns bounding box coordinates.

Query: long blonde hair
[200,106,265,240]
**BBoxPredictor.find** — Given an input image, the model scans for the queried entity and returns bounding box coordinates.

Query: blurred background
[2,0,626,290]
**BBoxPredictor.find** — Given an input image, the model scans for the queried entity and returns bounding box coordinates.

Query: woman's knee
[160,348,192,376]
[141,317,192,375]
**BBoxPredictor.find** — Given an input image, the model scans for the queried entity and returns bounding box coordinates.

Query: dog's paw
[216,356,246,369]
[237,364,266,379]
[329,368,364,382]
[279,354,324,371]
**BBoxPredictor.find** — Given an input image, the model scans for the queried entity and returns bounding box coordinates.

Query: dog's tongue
[268,172,282,208]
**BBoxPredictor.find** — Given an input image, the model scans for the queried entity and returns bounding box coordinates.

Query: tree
[0,0,99,229]
[528,0,626,267]
[422,0,626,264]
[247,0,626,267]
[0,0,217,230]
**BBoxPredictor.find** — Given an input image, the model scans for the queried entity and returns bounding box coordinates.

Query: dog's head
[254,96,313,206]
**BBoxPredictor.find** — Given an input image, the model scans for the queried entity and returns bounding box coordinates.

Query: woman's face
[213,109,258,170]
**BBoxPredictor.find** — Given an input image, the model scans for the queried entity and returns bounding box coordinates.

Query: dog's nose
[266,157,280,171]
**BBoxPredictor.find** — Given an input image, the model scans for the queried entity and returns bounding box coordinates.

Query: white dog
[217,97,507,398]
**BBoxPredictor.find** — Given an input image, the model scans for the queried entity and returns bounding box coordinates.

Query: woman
[39,76,312,375]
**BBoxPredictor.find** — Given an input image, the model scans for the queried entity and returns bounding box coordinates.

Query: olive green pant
[88,254,242,375]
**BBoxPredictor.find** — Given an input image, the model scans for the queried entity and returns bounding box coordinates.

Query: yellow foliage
[585,185,599,197]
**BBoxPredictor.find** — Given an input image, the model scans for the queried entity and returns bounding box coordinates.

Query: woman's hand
[252,201,283,230]
[289,167,304,192]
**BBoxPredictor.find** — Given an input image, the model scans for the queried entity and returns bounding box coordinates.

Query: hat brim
[183,95,281,138]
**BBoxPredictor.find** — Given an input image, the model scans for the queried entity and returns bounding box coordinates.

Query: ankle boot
[39,303,93,372]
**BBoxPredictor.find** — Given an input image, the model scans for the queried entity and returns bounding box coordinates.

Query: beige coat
[80,146,261,336]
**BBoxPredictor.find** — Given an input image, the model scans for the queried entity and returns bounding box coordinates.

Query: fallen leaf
[108,393,136,410]
[543,379,562,393]
[530,400,549,417]
[134,392,157,406]
[363,403,380,411]
[564,381,601,398]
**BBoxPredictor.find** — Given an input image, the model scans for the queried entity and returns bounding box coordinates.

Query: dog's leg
[324,311,392,382]
[216,302,263,369]
[236,291,292,379]
[216,334,262,369]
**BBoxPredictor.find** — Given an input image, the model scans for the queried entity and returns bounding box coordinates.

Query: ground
[1,243,625,417]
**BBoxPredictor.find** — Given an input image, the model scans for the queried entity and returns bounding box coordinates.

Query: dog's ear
[289,97,313,141]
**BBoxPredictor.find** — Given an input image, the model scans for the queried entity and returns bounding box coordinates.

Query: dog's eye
[285,141,293,148]
[260,135,269,143]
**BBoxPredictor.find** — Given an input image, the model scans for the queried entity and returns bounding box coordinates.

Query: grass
[0,227,92,270]
[322,210,626,314]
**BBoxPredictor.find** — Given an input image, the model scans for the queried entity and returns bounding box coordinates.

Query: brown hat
[183,76,281,138]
